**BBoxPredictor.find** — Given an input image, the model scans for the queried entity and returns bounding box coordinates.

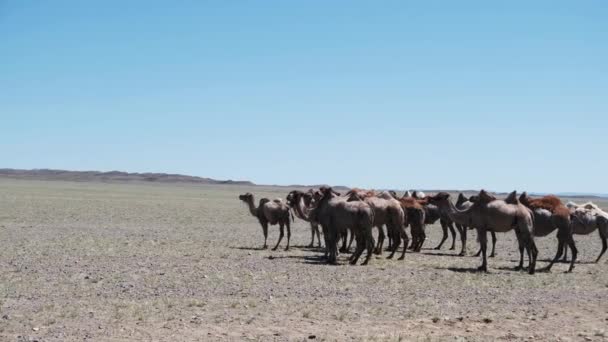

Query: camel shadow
[435,266,485,274]
[510,258,597,265]
[421,252,461,258]
[266,254,328,265]
[290,245,325,252]
[231,246,268,251]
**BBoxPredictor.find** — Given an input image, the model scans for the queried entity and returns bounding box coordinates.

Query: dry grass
[0,178,607,341]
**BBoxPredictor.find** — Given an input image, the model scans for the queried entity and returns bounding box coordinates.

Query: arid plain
[0,179,607,341]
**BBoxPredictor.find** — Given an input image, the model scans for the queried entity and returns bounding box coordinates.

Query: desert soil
[0,179,607,341]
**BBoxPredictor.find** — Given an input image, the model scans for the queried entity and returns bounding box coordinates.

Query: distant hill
[0,168,254,186]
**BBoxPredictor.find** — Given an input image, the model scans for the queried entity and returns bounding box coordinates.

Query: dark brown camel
[309,187,375,265]
[519,192,578,272]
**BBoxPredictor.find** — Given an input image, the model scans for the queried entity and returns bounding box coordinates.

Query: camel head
[427,192,451,206]
[238,192,254,203]
[319,186,340,197]
[477,190,498,203]
[504,190,519,204]
[519,192,531,206]
[456,193,469,205]
[285,190,300,207]
[302,191,314,206]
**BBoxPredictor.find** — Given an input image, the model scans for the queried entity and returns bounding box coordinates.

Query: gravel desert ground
[0,179,607,341]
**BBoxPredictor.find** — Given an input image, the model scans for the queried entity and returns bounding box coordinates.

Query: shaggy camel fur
[239,193,293,250]
[519,192,577,272]
[428,190,538,274]
[309,187,375,265]
[565,201,608,263]
[286,190,322,248]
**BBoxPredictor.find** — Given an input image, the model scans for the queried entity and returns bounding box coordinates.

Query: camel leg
[561,243,568,262]
[308,223,315,248]
[596,227,607,263]
[284,220,291,251]
[448,222,457,250]
[272,223,284,251]
[528,237,538,275]
[435,220,449,250]
[350,232,364,265]
[321,224,330,258]
[489,231,497,257]
[514,229,525,271]
[387,227,400,259]
[375,226,385,255]
[339,230,348,253]
[315,224,322,248]
[417,226,426,252]
[474,230,483,257]
[361,228,375,266]
[347,229,356,252]
[542,237,564,272]
[261,222,269,249]
[457,224,467,256]
[477,228,488,272]
[566,235,577,272]
[325,224,338,265]
[399,229,409,260]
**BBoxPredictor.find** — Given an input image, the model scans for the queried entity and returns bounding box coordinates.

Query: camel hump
[273,198,283,204]
[582,202,600,211]
[504,190,519,204]
[259,198,271,207]
[477,190,497,203]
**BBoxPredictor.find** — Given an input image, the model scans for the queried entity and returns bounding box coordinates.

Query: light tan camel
[428,190,538,274]
[239,193,292,251]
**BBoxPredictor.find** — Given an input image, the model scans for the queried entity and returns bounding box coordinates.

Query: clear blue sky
[2,1,607,193]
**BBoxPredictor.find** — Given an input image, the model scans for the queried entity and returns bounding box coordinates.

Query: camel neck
[294,196,310,222]
[246,198,258,217]
[441,199,470,225]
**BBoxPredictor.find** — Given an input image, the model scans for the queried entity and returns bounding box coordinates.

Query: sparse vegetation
[0,178,606,340]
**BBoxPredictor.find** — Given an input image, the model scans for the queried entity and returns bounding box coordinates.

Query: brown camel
[238,193,292,251]
[395,196,426,253]
[345,189,408,260]
[347,189,409,260]
[309,187,375,265]
[518,192,578,272]
[286,190,322,248]
[428,190,538,274]
[406,191,462,254]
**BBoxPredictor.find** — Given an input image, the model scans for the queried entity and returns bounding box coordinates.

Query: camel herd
[239,188,608,274]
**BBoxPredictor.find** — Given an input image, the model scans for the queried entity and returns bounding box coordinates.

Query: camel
[428,190,538,274]
[309,187,375,265]
[406,191,461,254]
[518,192,577,272]
[563,201,608,263]
[394,195,426,253]
[345,189,408,260]
[286,190,322,248]
[238,193,293,251]
[454,193,476,256]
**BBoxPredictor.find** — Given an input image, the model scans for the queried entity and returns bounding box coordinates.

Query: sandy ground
[0,179,607,341]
